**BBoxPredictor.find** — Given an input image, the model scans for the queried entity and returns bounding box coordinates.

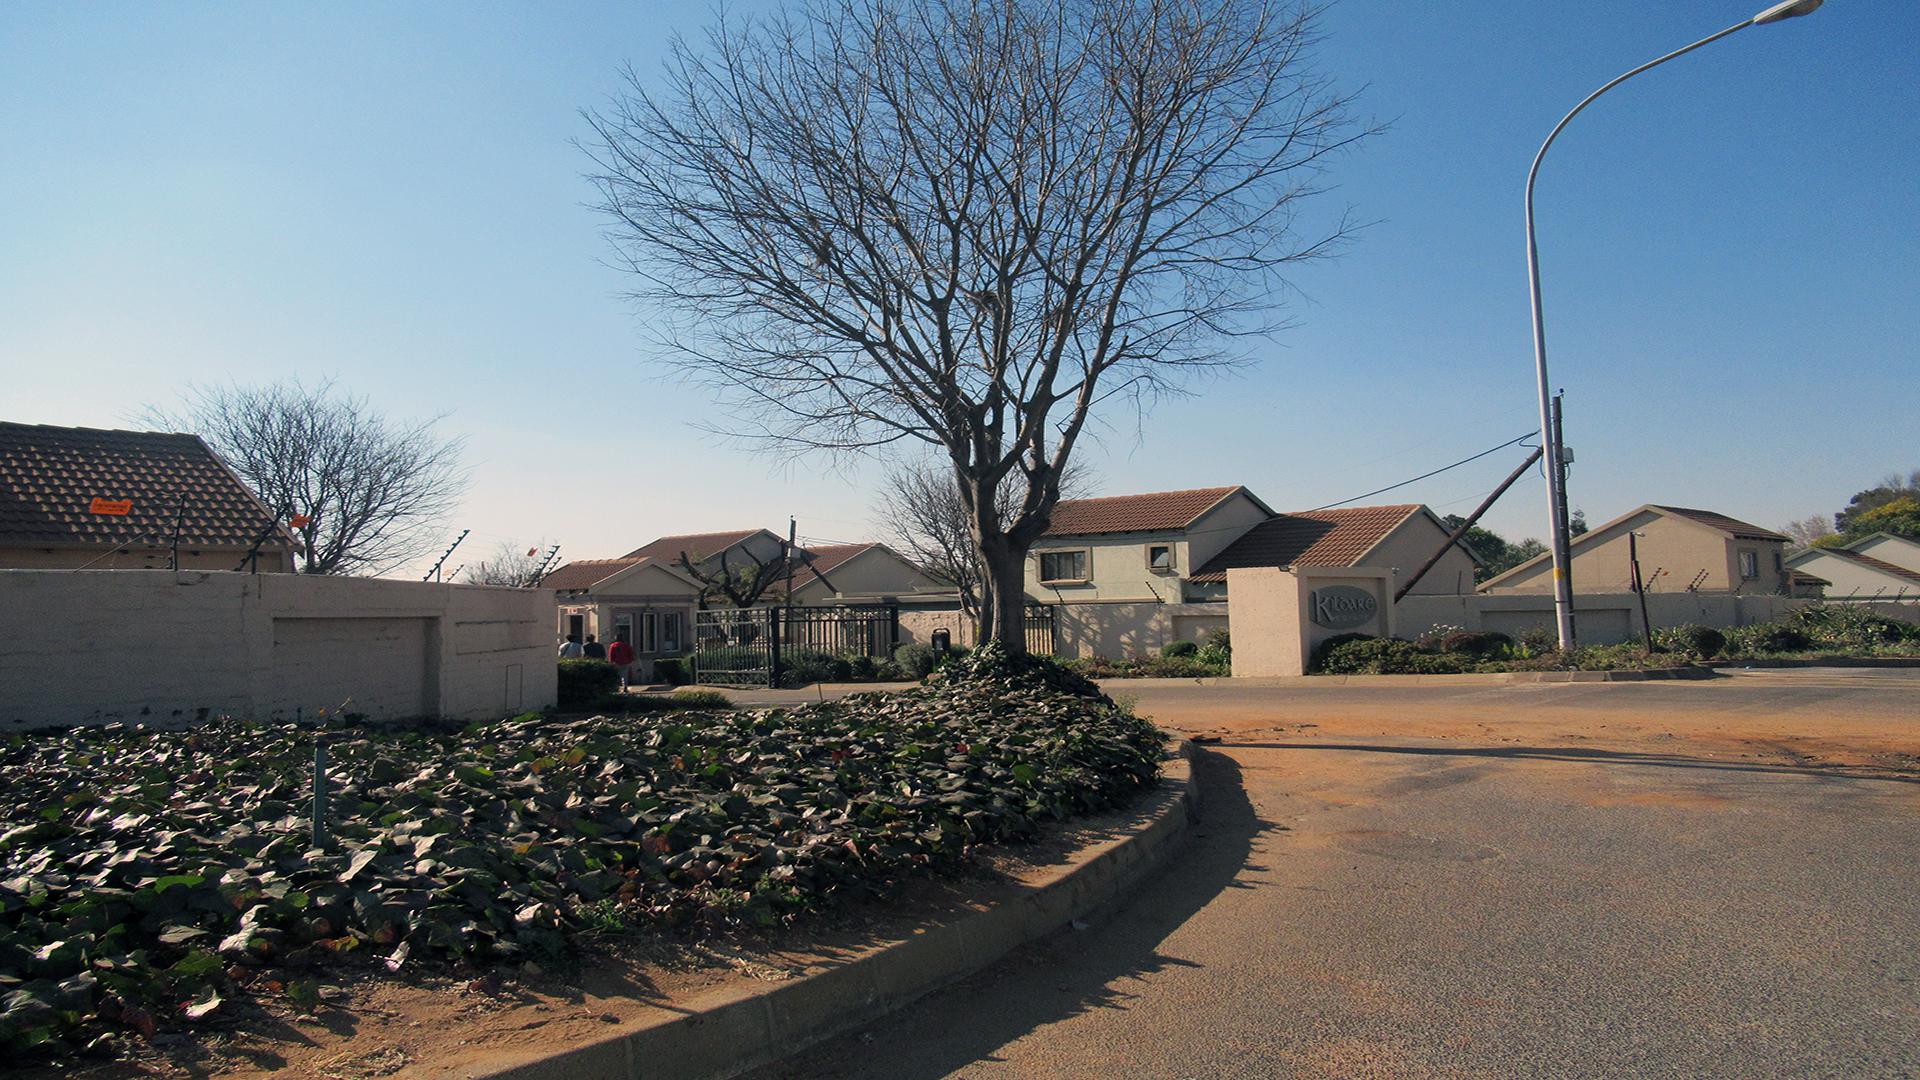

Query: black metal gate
[692,607,777,687]
[1024,603,1058,657]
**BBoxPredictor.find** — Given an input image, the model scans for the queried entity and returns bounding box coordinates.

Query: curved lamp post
[1526,0,1823,649]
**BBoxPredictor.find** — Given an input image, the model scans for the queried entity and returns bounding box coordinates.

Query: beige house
[1785,533,1920,601]
[545,530,950,678]
[1027,487,1480,603]
[1479,505,1791,596]
[1026,486,1479,658]
[0,422,295,572]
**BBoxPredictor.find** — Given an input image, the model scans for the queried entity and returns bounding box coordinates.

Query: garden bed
[0,644,1164,1066]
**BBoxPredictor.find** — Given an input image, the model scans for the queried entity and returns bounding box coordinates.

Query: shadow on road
[1219,741,1920,785]
[763,748,1272,1079]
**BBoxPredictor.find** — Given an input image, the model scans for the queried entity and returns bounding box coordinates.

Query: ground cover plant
[0,642,1163,1060]
[1065,630,1232,679]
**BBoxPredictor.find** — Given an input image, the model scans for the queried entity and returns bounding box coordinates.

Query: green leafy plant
[1436,630,1513,659]
[557,659,620,706]
[652,657,692,686]
[893,643,938,679]
[1653,624,1726,659]
[1161,640,1198,658]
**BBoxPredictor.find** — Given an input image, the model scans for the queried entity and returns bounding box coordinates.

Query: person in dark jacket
[581,634,607,660]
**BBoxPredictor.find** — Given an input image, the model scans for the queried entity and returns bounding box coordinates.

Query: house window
[662,612,682,653]
[641,612,660,653]
[1147,544,1175,573]
[1773,551,1784,575]
[1039,549,1090,583]
[1739,550,1759,580]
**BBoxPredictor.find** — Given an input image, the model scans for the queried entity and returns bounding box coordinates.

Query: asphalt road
[755,670,1920,1079]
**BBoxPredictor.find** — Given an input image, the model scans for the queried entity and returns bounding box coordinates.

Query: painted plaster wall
[1365,515,1479,596]
[792,549,947,603]
[1396,591,1917,645]
[1026,491,1268,604]
[1848,535,1920,574]
[1227,567,1394,677]
[1053,601,1229,659]
[1482,511,1786,596]
[1783,550,1920,601]
[0,570,555,728]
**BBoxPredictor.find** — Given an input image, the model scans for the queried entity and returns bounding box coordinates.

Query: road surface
[754,669,1920,1078]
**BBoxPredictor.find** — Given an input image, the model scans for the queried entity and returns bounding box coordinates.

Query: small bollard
[311,734,329,850]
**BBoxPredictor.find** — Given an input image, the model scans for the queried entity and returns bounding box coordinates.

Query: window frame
[1037,548,1091,585]
[1146,543,1176,574]
[1738,550,1759,580]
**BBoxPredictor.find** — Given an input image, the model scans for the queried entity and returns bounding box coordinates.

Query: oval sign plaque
[1309,585,1378,630]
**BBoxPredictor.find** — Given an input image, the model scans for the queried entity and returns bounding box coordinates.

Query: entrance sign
[1309,585,1377,630]
[89,497,133,516]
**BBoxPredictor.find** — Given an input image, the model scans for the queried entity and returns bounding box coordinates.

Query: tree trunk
[975,539,1028,653]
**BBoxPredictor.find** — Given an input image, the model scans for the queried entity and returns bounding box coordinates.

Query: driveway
[757,670,1920,1078]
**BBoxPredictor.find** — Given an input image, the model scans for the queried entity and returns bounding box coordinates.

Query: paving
[753,669,1920,1079]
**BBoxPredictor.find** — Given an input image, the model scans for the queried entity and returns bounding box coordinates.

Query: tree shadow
[756,749,1270,1078]
[1218,741,1920,785]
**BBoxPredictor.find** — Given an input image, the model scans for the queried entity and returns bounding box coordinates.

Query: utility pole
[423,528,469,582]
[1396,446,1544,602]
[1629,531,1655,652]
[168,498,186,571]
[1549,392,1576,632]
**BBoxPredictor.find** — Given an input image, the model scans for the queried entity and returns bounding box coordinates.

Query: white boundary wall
[1398,591,1920,645]
[0,571,557,729]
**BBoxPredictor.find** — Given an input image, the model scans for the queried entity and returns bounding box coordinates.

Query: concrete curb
[464,741,1200,1080]
[1714,657,1920,670]
[1110,667,1718,688]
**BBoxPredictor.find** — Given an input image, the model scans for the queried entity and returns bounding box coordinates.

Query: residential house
[1785,533,1920,601]
[0,422,294,572]
[1025,486,1480,657]
[1479,505,1791,595]
[545,530,950,679]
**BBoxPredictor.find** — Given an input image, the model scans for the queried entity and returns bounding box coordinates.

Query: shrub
[1437,630,1514,659]
[1195,628,1231,668]
[1787,604,1911,649]
[602,688,735,713]
[1313,636,1468,675]
[557,659,619,706]
[848,655,879,680]
[652,657,691,685]
[1162,640,1198,658]
[893,642,938,678]
[1310,633,1376,673]
[1517,625,1557,655]
[782,649,851,687]
[1653,624,1725,659]
[1725,622,1812,654]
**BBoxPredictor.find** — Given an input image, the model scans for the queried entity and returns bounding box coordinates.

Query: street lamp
[1524,0,1823,650]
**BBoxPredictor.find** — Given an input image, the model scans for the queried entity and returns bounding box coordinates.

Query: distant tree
[1835,470,1920,534]
[584,0,1366,649]
[146,380,466,575]
[1442,517,1547,583]
[1568,509,1589,537]
[461,542,550,587]
[1780,514,1835,548]
[675,542,795,608]
[1840,496,1920,543]
[877,458,1090,620]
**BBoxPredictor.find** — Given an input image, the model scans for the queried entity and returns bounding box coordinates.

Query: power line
[1308,432,1538,511]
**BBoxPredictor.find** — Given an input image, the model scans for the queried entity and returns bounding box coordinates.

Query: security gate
[692,608,777,687]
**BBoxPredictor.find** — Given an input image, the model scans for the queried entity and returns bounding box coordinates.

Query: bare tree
[674,543,798,608]
[877,457,1090,620]
[146,380,466,576]
[585,0,1365,648]
[1780,514,1835,549]
[462,541,550,587]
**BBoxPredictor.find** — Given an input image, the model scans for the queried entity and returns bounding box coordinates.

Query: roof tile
[0,422,286,551]
[1189,505,1423,582]
[1651,506,1789,542]
[1044,487,1243,536]
[621,529,766,563]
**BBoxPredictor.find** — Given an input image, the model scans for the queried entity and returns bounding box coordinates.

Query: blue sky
[2,1,1913,572]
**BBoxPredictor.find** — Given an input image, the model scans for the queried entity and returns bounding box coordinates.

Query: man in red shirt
[607,633,637,690]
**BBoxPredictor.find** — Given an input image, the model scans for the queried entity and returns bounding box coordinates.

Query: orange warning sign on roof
[89,498,133,516]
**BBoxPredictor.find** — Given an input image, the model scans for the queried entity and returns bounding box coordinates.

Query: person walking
[581,634,607,660]
[558,634,584,659]
[607,633,636,689]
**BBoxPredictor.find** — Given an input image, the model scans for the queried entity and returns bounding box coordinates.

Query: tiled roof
[541,557,646,591]
[1044,487,1243,536]
[1823,549,1920,588]
[798,542,872,578]
[1653,506,1788,543]
[0,422,287,550]
[1190,505,1424,583]
[621,529,765,564]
